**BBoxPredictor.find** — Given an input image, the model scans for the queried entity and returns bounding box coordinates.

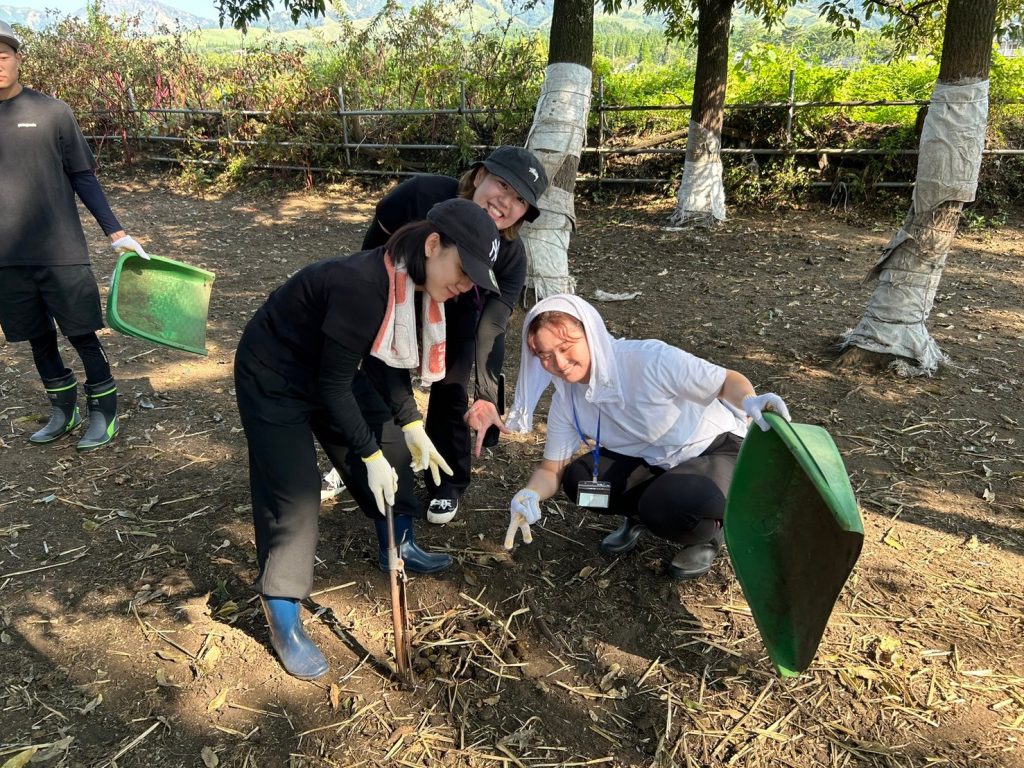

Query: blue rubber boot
[375,515,452,575]
[29,370,82,444]
[260,596,328,680]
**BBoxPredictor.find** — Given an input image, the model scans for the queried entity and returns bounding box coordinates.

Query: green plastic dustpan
[724,412,863,677]
[107,252,216,356]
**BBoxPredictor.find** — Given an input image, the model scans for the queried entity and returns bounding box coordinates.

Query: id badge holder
[577,480,612,509]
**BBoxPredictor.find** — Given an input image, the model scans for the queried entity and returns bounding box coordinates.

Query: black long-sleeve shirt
[239,248,419,458]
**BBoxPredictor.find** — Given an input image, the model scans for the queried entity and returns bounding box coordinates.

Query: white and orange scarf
[370,252,447,383]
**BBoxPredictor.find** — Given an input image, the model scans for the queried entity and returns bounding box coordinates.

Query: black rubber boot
[77,377,119,452]
[261,596,329,680]
[375,515,452,574]
[600,516,647,555]
[668,520,724,581]
[29,370,82,444]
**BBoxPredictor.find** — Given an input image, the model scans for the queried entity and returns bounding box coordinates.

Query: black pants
[235,347,391,600]
[561,433,742,544]
[362,291,481,511]
[29,329,112,385]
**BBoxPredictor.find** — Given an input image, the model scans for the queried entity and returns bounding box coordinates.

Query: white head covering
[506,294,623,433]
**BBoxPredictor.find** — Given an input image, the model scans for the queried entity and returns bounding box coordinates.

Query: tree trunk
[670,0,733,228]
[837,0,997,374]
[547,0,593,71]
[520,0,593,302]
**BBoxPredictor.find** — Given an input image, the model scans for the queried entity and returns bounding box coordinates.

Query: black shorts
[0,265,104,342]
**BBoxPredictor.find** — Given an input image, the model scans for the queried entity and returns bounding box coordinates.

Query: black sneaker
[426,494,459,525]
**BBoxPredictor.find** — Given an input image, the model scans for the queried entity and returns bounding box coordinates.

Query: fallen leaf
[329,682,342,711]
[156,649,189,664]
[200,746,219,768]
[882,529,904,551]
[1,747,38,768]
[852,665,879,681]
[155,668,179,688]
[577,566,595,580]
[207,688,228,712]
[194,645,222,677]
[80,693,102,714]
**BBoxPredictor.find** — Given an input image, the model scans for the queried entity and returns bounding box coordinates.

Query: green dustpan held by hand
[724,411,863,678]
[107,252,216,356]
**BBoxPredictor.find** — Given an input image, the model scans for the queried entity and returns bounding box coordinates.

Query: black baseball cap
[426,198,502,294]
[472,146,549,223]
[0,21,22,52]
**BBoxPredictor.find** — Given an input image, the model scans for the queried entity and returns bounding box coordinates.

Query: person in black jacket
[361,146,549,524]
[234,199,500,679]
[0,21,147,452]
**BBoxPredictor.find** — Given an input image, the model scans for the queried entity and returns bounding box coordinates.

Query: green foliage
[19,4,163,165]
[724,155,812,209]
[16,1,1024,212]
[17,1,544,186]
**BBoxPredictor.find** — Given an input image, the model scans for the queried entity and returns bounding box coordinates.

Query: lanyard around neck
[570,388,601,481]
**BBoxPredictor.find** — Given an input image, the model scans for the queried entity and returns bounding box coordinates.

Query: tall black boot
[29,370,82,444]
[374,515,452,574]
[77,377,119,452]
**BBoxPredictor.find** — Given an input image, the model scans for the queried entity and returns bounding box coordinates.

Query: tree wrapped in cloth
[519,0,593,301]
[838,0,999,374]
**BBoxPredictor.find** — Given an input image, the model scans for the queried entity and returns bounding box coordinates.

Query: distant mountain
[0,4,61,28]
[2,0,213,30]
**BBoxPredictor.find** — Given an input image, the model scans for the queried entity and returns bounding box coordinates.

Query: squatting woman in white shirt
[503,294,790,580]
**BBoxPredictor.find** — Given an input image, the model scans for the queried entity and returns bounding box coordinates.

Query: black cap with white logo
[0,20,22,52]
[472,146,549,223]
[426,198,502,294]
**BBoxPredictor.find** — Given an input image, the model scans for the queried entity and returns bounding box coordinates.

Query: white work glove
[362,450,398,515]
[111,234,150,260]
[504,488,540,550]
[402,420,453,486]
[742,393,792,432]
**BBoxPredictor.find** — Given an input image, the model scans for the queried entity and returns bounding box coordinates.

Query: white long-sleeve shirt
[543,338,746,470]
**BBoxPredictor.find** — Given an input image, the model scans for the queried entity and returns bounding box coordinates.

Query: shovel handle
[384,503,415,687]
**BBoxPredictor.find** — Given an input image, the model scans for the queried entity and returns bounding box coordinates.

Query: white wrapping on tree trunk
[914,80,988,213]
[841,80,989,374]
[669,120,726,227]
[521,63,592,302]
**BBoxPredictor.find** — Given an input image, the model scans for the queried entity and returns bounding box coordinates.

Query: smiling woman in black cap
[234,198,500,679]
[360,146,550,525]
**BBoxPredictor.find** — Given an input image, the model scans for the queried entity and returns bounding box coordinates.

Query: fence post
[460,81,468,159]
[597,76,606,183]
[337,86,351,166]
[786,69,795,148]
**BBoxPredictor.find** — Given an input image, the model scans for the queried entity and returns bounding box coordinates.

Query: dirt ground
[1,175,1022,768]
